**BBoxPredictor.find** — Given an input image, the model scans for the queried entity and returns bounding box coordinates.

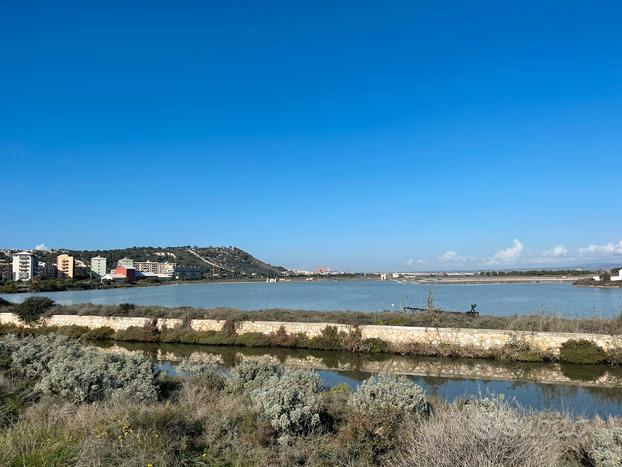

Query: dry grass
[392,403,579,467]
[3,340,622,466]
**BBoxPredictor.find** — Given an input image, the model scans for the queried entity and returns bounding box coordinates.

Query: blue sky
[1,1,621,271]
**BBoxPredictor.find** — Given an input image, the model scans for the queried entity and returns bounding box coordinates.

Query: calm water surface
[3,280,622,317]
[104,341,622,419]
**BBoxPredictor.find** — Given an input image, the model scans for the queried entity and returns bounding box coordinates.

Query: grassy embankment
[45,303,622,334]
[3,301,622,365]
[2,333,622,466]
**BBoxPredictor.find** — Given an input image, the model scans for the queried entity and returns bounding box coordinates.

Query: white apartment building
[90,256,107,278]
[12,251,37,282]
[134,260,176,277]
[117,257,134,268]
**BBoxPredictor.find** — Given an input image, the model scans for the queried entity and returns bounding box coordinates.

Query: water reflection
[93,341,622,418]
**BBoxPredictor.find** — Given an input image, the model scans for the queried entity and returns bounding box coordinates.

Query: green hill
[30,246,287,279]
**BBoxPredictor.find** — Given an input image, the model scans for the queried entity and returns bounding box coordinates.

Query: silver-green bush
[6,334,158,403]
[227,357,283,393]
[249,369,323,440]
[0,335,20,369]
[178,353,220,377]
[589,426,622,466]
[10,335,78,380]
[36,349,158,403]
[349,373,428,418]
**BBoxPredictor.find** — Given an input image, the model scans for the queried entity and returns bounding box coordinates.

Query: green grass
[559,339,608,364]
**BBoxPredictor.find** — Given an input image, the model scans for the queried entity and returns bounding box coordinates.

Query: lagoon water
[3,280,622,318]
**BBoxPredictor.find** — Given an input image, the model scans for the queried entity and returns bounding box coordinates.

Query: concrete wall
[1,312,621,354]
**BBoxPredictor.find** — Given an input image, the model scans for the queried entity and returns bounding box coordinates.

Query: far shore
[3,274,601,297]
[409,275,583,285]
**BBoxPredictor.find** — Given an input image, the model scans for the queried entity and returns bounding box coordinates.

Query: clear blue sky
[2,1,621,271]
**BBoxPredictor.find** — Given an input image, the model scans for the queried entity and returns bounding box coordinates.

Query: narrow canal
[92,341,622,419]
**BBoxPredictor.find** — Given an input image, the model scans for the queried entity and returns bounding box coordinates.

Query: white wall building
[117,257,134,268]
[134,260,176,277]
[90,256,107,278]
[612,269,622,282]
[12,251,37,282]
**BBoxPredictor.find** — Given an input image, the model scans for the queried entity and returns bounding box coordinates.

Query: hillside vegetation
[30,246,287,278]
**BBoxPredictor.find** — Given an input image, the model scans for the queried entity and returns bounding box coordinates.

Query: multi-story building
[56,254,75,279]
[12,251,37,281]
[134,260,176,277]
[0,261,12,281]
[37,261,57,279]
[173,266,203,280]
[117,257,134,268]
[90,256,107,278]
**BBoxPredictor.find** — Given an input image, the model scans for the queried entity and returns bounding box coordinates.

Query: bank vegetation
[24,302,622,335]
[1,333,622,466]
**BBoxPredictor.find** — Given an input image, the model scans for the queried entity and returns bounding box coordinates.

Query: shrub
[7,334,158,403]
[608,345,622,366]
[178,354,223,390]
[360,337,390,353]
[236,332,272,347]
[82,326,115,340]
[268,326,300,347]
[10,334,75,380]
[36,349,158,403]
[0,297,12,307]
[309,326,346,350]
[349,373,428,419]
[249,369,323,440]
[221,319,238,338]
[559,339,607,364]
[1,282,17,294]
[0,335,20,369]
[341,374,428,462]
[498,336,546,362]
[159,326,184,343]
[460,393,507,412]
[114,323,159,342]
[227,357,284,393]
[55,325,90,338]
[118,303,135,312]
[393,403,568,467]
[13,297,55,324]
[587,426,622,466]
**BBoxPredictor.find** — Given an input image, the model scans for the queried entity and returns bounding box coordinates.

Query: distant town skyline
[2,1,621,271]
[2,239,621,273]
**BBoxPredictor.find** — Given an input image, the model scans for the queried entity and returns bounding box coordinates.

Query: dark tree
[14,297,56,324]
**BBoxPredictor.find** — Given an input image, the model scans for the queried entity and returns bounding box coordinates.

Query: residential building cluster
[5,251,204,283]
[100,257,179,283]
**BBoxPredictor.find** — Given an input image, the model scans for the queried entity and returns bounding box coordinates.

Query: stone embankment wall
[2,312,621,354]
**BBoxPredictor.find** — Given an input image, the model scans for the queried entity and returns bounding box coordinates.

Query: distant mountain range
[1,246,288,278]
